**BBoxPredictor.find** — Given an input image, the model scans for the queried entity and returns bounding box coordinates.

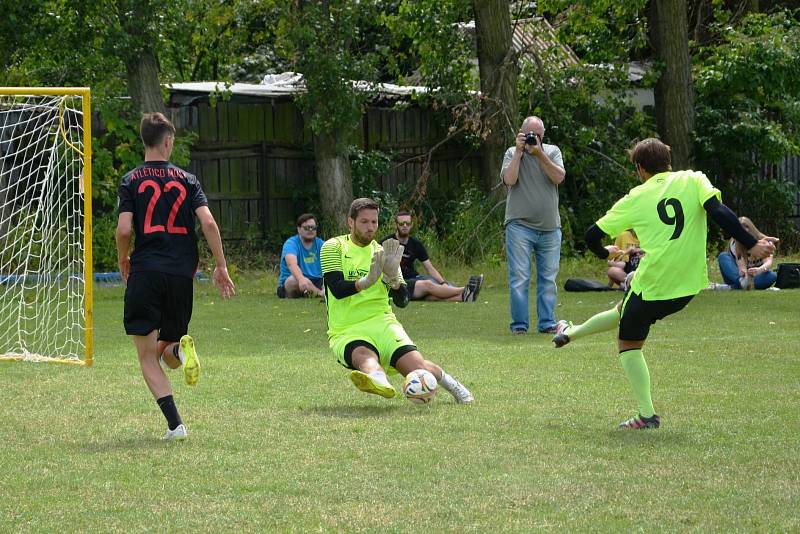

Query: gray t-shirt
[501,145,564,230]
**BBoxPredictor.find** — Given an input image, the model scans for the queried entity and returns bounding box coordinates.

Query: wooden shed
[167,75,481,240]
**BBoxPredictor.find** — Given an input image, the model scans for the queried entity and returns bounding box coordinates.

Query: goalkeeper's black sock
[156,395,183,430]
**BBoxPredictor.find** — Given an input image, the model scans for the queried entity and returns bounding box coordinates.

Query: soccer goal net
[0,88,93,366]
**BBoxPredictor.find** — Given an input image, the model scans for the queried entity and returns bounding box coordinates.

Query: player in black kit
[116,112,235,441]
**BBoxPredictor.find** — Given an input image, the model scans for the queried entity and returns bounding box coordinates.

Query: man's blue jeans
[718,251,777,289]
[505,222,562,332]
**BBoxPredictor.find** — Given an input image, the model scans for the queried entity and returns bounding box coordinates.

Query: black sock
[156,395,183,430]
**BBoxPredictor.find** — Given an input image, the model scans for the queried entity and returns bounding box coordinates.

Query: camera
[525,132,538,146]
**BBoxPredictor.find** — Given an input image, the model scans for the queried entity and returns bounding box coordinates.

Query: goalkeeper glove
[380,238,405,289]
[356,250,384,291]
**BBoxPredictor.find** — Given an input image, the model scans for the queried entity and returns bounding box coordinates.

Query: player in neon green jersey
[321,198,474,403]
[552,138,777,429]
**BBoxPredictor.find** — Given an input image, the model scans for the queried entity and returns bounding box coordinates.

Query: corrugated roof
[167,72,431,100]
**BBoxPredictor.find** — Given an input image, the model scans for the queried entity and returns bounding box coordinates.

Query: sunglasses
[301,225,317,231]
[396,221,412,227]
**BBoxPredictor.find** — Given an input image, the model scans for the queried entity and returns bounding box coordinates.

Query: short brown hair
[349,198,379,220]
[296,213,317,227]
[629,138,672,174]
[395,210,412,221]
[140,112,176,148]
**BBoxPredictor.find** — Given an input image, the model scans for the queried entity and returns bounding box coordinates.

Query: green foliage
[539,0,649,63]
[350,147,394,199]
[438,185,506,266]
[276,1,381,147]
[694,10,800,246]
[91,211,119,273]
[384,0,475,99]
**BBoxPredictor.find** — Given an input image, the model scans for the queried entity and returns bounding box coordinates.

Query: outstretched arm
[704,197,778,258]
[585,224,611,260]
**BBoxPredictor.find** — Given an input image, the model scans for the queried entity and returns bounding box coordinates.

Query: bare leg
[134,331,173,399]
[607,266,627,286]
[350,345,383,373]
[392,349,443,379]
[394,350,474,403]
[159,340,181,369]
[414,280,465,301]
[283,275,303,298]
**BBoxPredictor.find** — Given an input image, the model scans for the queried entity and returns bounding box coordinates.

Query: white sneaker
[443,379,474,404]
[162,424,187,441]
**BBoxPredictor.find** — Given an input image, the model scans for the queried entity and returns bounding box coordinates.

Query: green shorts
[329,314,415,372]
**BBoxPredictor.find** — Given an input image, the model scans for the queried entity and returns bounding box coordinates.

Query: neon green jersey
[321,235,396,335]
[597,170,721,300]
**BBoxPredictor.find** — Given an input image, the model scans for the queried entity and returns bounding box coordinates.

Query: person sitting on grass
[716,216,778,290]
[380,210,483,302]
[321,198,474,404]
[606,229,643,290]
[277,213,325,298]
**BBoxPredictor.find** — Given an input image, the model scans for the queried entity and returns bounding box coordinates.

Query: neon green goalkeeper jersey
[597,170,721,300]
[321,235,395,335]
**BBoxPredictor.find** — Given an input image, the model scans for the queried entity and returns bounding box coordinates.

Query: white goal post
[0,88,93,366]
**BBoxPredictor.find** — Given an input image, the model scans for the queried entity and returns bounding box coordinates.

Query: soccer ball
[403,369,438,404]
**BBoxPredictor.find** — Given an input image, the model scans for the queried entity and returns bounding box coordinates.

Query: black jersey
[380,234,429,280]
[117,161,208,278]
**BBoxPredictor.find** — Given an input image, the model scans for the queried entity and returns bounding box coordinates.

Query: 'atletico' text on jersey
[117,161,208,278]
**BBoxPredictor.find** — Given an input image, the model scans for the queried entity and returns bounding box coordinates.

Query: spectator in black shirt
[116,112,235,441]
[380,211,483,302]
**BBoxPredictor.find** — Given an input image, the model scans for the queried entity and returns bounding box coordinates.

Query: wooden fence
[168,94,481,240]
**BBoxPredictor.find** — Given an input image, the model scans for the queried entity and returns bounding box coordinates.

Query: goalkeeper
[321,198,474,403]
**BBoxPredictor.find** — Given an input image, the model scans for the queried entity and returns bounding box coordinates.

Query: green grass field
[2,263,798,532]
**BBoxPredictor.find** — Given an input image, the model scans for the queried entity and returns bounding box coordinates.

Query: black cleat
[618,413,661,429]
[552,319,571,348]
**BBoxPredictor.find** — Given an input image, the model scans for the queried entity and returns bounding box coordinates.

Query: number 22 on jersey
[138,179,189,235]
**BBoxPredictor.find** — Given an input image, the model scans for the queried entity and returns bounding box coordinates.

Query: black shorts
[405,278,419,300]
[618,291,694,341]
[276,277,323,298]
[124,271,193,341]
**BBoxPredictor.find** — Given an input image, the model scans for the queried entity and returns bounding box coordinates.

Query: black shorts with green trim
[618,291,694,341]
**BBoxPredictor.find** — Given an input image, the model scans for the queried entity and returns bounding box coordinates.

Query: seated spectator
[605,229,643,289]
[277,213,325,298]
[380,211,483,302]
[717,216,777,290]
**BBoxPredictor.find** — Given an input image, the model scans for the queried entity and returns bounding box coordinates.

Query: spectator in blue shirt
[277,213,325,298]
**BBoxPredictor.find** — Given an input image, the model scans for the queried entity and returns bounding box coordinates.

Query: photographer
[501,116,565,334]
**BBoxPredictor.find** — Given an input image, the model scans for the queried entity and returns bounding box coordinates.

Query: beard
[352,228,374,246]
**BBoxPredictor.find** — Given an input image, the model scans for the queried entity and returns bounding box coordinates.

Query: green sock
[619,349,655,418]
[566,308,620,340]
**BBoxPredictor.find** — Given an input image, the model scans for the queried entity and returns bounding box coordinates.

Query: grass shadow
[304,404,402,418]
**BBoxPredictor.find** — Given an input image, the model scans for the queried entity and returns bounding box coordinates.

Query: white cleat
[162,424,188,441]
[445,379,474,404]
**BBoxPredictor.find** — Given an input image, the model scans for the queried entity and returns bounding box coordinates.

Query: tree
[274,0,388,232]
[693,10,800,243]
[649,0,694,169]
[473,0,519,191]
